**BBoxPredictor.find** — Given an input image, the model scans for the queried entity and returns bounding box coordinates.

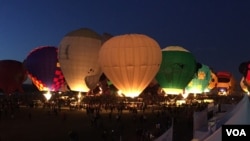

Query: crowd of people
[0,93,244,141]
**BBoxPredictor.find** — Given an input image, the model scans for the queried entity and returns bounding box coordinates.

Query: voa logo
[226,129,246,136]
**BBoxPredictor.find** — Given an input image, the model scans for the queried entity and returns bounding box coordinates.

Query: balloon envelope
[155,46,197,95]
[239,61,250,86]
[216,71,235,95]
[207,71,218,91]
[58,28,103,92]
[23,46,65,91]
[99,34,162,98]
[240,77,249,93]
[0,60,27,94]
[185,64,211,94]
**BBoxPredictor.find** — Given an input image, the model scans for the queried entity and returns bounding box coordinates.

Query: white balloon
[58,28,102,92]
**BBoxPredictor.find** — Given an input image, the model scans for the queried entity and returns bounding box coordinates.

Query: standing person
[68,130,79,141]
[62,112,67,121]
[28,111,32,120]
[0,108,2,120]
[102,129,108,141]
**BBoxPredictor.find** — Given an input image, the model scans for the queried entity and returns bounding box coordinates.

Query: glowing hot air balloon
[99,34,162,98]
[239,61,250,86]
[207,70,218,91]
[185,63,211,94]
[155,46,199,95]
[0,60,27,94]
[58,28,103,92]
[240,76,249,94]
[216,71,234,95]
[23,46,65,91]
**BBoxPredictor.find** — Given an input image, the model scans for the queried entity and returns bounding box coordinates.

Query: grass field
[0,106,193,141]
[1,94,243,141]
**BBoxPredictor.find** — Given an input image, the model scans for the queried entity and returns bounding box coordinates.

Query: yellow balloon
[99,34,162,98]
[207,71,218,90]
[240,77,249,93]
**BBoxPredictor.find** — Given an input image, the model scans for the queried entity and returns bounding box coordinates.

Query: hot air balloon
[155,46,199,95]
[23,46,65,92]
[185,63,211,94]
[216,71,235,96]
[240,77,249,94]
[0,60,27,94]
[58,28,103,92]
[239,61,250,85]
[99,34,162,98]
[207,70,218,91]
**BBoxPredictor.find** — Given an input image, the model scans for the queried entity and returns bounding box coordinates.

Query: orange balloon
[99,34,162,98]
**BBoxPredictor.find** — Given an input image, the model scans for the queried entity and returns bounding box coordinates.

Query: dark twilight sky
[1,0,250,82]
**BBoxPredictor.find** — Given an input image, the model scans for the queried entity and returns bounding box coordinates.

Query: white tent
[203,94,250,141]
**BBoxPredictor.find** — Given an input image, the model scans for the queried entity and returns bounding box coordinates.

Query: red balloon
[0,60,27,94]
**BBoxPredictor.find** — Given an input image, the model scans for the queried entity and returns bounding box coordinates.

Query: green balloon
[185,64,212,94]
[155,46,197,95]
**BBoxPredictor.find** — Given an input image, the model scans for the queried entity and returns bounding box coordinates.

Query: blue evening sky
[1,0,250,82]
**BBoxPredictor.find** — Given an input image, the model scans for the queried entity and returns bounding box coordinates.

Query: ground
[0,106,193,141]
[1,94,244,141]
